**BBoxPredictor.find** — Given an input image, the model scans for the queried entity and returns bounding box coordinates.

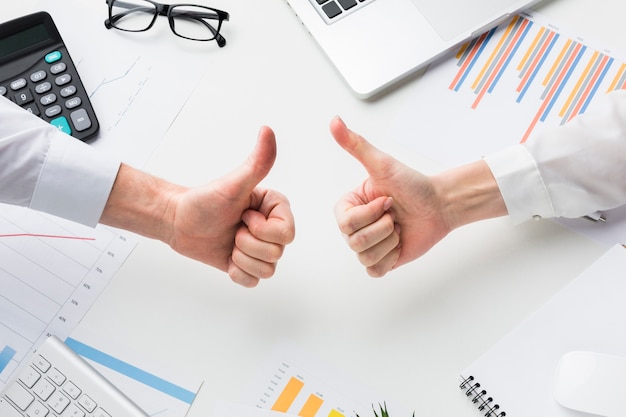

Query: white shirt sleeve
[485,89,626,224]
[0,97,121,227]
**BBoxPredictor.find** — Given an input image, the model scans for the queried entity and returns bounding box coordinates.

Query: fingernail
[383,197,393,211]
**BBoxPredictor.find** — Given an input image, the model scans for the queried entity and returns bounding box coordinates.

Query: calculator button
[45,105,62,118]
[14,90,34,105]
[50,116,72,135]
[10,78,27,90]
[70,109,92,132]
[55,74,72,86]
[30,70,47,82]
[24,103,41,116]
[35,82,52,94]
[60,85,77,97]
[45,51,62,64]
[65,97,81,109]
[50,62,67,74]
[0,86,6,96]
[40,93,57,106]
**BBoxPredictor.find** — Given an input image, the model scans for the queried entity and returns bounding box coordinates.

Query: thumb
[330,116,387,175]
[232,126,277,192]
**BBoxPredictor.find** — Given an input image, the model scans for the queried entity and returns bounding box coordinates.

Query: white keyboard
[0,336,148,417]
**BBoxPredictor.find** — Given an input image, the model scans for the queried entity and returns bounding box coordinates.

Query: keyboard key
[19,366,41,388]
[64,403,85,417]
[337,0,357,10]
[49,391,70,413]
[322,1,342,18]
[26,400,49,417]
[5,383,34,410]
[0,398,24,417]
[78,394,97,412]
[33,354,50,371]
[63,381,81,399]
[48,367,67,386]
[94,408,112,417]
[32,378,55,401]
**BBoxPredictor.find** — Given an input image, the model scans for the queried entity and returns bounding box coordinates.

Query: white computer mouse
[553,351,626,417]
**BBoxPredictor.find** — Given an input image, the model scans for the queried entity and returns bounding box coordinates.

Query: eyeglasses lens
[169,5,222,41]
[110,0,158,31]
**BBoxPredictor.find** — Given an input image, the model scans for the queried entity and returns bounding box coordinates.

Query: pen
[583,211,606,222]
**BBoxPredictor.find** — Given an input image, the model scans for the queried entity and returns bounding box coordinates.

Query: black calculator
[0,11,99,142]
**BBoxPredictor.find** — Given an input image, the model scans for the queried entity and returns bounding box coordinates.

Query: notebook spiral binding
[460,376,506,417]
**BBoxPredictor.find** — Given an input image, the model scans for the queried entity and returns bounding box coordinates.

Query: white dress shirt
[485,89,626,224]
[0,97,120,226]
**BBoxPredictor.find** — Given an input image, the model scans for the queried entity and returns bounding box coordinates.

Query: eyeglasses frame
[104,0,229,46]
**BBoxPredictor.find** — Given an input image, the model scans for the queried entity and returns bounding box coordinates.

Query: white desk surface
[5,1,625,416]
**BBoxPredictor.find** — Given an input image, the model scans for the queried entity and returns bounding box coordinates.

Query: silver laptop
[286,0,544,99]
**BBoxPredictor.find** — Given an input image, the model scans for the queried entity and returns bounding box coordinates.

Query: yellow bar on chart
[298,394,324,417]
[328,409,346,417]
[272,377,304,412]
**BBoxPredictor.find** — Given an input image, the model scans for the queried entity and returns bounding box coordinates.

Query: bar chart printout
[261,362,350,417]
[0,204,136,390]
[246,343,413,417]
[391,10,626,168]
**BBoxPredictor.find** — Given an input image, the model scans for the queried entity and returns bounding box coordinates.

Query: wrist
[100,164,186,242]
[431,160,508,231]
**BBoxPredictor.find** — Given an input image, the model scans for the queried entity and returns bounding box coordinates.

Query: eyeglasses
[104,0,229,46]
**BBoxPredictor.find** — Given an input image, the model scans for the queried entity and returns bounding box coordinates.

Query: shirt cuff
[30,132,121,227]
[483,144,555,224]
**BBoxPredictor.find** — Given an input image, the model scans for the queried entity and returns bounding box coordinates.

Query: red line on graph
[0,234,95,240]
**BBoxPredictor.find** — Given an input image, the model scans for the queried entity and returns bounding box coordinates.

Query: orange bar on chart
[298,394,324,417]
[272,377,304,412]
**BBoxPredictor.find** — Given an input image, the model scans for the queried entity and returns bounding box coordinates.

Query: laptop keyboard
[0,336,148,417]
[313,0,371,23]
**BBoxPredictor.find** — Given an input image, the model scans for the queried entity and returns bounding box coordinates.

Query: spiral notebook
[458,244,626,416]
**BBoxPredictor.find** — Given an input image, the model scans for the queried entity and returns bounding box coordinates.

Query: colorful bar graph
[271,376,305,412]
[0,346,17,374]
[447,12,626,143]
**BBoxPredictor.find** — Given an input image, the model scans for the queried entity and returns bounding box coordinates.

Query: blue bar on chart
[64,338,197,405]
[0,345,17,374]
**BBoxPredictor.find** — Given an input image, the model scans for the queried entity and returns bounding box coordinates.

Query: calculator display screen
[0,23,50,60]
